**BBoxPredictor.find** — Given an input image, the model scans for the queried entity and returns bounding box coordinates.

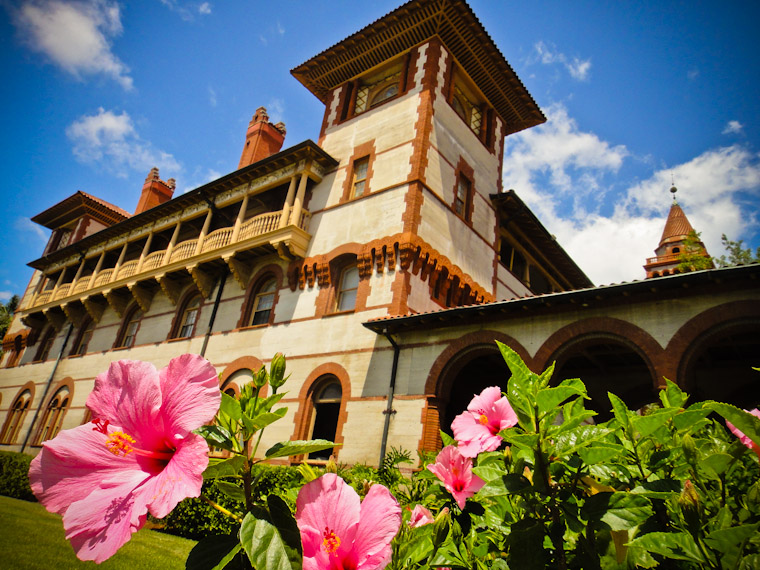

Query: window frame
[248,278,277,327]
[34,327,56,362]
[115,305,144,349]
[171,292,202,340]
[0,388,33,445]
[307,379,343,460]
[70,318,94,357]
[32,385,71,446]
[446,64,494,147]
[335,264,360,313]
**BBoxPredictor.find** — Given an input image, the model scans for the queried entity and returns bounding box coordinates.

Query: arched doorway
[437,345,511,436]
[682,320,760,408]
[551,336,657,421]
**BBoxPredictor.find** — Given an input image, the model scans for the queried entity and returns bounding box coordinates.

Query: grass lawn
[0,495,197,569]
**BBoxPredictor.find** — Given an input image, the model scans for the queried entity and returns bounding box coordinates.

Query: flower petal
[354,484,401,570]
[87,360,163,442]
[296,473,360,560]
[466,386,501,414]
[62,469,149,563]
[30,423,145,516]
[159,354,221,436]
[140,433,209,519]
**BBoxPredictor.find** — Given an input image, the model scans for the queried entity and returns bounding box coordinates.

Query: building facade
[2,0,758,466]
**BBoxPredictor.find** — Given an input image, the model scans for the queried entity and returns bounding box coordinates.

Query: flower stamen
[105,432,135,457]
[322,526,341,554]
[478,414,489,425]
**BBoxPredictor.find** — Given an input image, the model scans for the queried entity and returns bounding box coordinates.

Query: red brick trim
[667,300,760,389]
[340,140,377,203]
[419,330,529,453]
[407,39,442,191]
[534,317,662,389]
[290,362,351,463]
[237,264,284,328]
[219,356,266,397]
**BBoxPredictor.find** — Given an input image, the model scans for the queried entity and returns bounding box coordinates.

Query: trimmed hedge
[0,451,36,502]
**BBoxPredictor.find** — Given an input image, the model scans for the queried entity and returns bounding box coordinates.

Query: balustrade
[29,206,308,309]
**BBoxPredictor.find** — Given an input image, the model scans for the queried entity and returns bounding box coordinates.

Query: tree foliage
[716,234,760,268]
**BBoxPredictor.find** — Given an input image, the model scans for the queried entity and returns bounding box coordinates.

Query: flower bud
[679,479,701,533]
[252,366,268,389]
[269,353,288,392]
[682,434,698,465]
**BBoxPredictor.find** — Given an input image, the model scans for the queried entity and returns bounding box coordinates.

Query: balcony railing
[646,253,681,265]
[28,208,311,310]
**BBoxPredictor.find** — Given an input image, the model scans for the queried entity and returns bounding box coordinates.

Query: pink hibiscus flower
[29,354,220,563]
[726,408,760,458]
[408,504,434,528]
[296,473,401,570]
[451,386,517,457]
[427,445,485,510]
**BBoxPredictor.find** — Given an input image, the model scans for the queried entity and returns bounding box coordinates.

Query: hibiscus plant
[28,346,760,569]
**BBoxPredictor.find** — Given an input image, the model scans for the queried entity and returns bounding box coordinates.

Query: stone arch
[671,301,760,407]
[291,362,351,462]
[537,318,662,420]
[219,356,265,398]
[419,330,530,453]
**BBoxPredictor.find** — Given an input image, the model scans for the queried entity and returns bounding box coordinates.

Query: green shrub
[0,451,36,502]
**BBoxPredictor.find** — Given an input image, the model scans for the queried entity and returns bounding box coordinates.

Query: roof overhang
[492,190,593,290]
[363,263,760,334]
[291,0,545,136]
[28,140,338,270]
[31,191,130,230]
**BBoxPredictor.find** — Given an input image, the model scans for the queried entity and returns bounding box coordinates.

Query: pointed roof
[659,202,695,246]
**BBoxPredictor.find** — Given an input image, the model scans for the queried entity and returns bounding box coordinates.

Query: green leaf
[396,526,434,566]
[536,379,586,415]
[506,517,547,570]
[477,473,532,497]
[630,408,679,438]
[630,532,705,563]
[220,391,243,422]
[196,425,238,453]
[216,481,245,503]
[240,512,302,570]
[578,442,623,464]
[659,378,688,409]
[252,408,288,430]
[550,425,611,457]
[700,453,735,479]
[608,392,632,431]
[254,393,286,416]
[265,439,337,459]
[705,402,760,450]
[672,408,711,431]
[501,431,539,450]
[440,430,456,447]
[203,455,246,480]
[186,535,243,570]
[582,492,653,531]
[704,523,760,569]
[267,495,303,567]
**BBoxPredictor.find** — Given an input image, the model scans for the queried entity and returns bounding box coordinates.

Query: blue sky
[1,0,758,302]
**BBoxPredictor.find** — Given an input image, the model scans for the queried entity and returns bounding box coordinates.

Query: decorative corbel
[82,296,107,323]
[188,265,215,299]
[20,312,47,332]
[157,275,182,306]
[61,302,85,327]
[128,282,155,313]
[43,308,67,331]
[224,255,252,290]
[104,289,129,317]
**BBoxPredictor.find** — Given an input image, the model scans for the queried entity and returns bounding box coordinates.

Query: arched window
[34,327,56,362]
[70,318,94,356]
[32,386,70,445]
[173,293,201,339]
[309,379,343,460]
[336,265,359,312]
[222,369,253,398]
[0,389,32,444]
[369,81,399,108]
[249,279,276,326]
[116,305,143,348]
[4,335,23,368]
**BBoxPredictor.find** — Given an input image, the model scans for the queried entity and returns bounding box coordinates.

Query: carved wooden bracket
[128,282,155,313]
[157,275,182,306]
[189,265,215,299]
[225,255,251,290]
[61,302,85,327]
[104,289,129,317]
[43,308,66,331]
[20,312,47,332]
[83,296,107,323]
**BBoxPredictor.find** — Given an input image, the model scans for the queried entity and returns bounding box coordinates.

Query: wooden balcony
[25,208,311,318]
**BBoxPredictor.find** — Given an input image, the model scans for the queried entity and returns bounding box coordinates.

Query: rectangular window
[352,158,369,198]
[336,266,359,312]
[455,176,471,218]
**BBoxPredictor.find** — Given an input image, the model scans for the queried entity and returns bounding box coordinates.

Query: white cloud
[160,0,211,21]
[687,68,700,81]
[208,86,217,107]
[14,217,50,244]
[0,291,13,302]
[722,120,744,135]
[266,98,285,123]
[66,108,181,177]
[531,41,591,81]
[502,104,760,285]
[13,0,132,89]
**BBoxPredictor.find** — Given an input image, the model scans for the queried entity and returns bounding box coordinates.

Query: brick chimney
[238,107,287,169]
[135,167,175,214]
